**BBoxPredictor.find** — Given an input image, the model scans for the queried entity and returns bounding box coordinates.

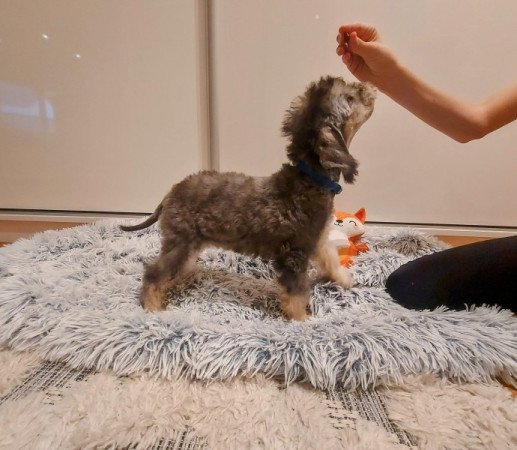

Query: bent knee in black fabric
[385,236,517,312]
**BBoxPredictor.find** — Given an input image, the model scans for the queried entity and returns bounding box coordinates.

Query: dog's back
[158,168,330,260]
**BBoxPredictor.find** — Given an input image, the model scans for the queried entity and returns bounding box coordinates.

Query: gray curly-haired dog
[121,76,375,320]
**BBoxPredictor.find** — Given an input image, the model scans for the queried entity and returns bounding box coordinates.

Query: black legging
[386,236,517,312]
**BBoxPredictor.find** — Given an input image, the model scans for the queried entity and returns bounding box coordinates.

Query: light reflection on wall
[0,81,56,134]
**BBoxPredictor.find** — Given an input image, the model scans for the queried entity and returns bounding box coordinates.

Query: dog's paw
[290,311,310,321]
[280,292,311,321]
[143,302,166,312]
[139,286,166,312]
[336,267,354,289]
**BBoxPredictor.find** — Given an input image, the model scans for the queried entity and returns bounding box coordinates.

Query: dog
[121,76,375,320]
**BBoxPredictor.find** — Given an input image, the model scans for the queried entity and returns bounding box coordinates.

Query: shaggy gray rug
[0,221,515,390]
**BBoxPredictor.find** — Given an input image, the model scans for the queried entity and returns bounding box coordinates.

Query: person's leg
[385,236,517,312]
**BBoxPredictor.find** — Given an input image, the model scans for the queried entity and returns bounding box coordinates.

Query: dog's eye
[348,220,357,227]
[346,95,354,103]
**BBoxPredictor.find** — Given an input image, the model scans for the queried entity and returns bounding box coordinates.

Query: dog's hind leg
[140,240,198,311]
[274,253,311,321]
[313,242,354,289]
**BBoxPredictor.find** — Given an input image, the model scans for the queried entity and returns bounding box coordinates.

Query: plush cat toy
[328,208,369,267]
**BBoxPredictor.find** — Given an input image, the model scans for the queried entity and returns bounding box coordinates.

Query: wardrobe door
[0,0,208,213]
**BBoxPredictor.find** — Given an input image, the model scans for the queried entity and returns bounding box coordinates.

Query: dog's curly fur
[121,76,375,320]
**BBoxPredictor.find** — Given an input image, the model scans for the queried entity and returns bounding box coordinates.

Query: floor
[434,235,490,247]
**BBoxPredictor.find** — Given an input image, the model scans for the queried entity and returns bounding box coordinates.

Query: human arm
[336,23,517,143]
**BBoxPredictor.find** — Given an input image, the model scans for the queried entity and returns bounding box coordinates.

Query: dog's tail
[120,202,163,232]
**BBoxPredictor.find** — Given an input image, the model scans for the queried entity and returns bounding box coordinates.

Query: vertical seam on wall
[206,0,219,170]
[196,0,216,171]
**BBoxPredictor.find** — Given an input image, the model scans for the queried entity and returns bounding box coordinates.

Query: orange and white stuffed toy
[328,208,369,267]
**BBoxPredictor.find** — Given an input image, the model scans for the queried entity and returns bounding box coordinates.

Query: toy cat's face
[333,208,366,238]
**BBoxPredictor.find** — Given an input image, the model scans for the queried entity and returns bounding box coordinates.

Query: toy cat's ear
[355,208,366,223]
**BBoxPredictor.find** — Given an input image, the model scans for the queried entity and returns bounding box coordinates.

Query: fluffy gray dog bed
[0,221,515,390]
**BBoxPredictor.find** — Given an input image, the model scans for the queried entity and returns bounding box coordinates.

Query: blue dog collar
[295,161,342,195]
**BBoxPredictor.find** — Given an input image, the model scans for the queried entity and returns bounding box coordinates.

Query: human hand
[336,23,400,89]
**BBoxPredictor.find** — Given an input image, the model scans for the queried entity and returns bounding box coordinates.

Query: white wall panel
[0,0,207,213]
[211,0,517,227]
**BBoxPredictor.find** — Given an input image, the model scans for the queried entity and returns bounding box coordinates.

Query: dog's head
[282,76,376,183]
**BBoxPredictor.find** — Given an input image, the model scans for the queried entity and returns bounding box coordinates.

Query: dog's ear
[282,79,328,141]
[281,95,308,141]
[316,126,359,183]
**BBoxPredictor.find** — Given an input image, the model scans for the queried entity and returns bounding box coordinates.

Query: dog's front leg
[313,242,354,289]
[275,255,311,321]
